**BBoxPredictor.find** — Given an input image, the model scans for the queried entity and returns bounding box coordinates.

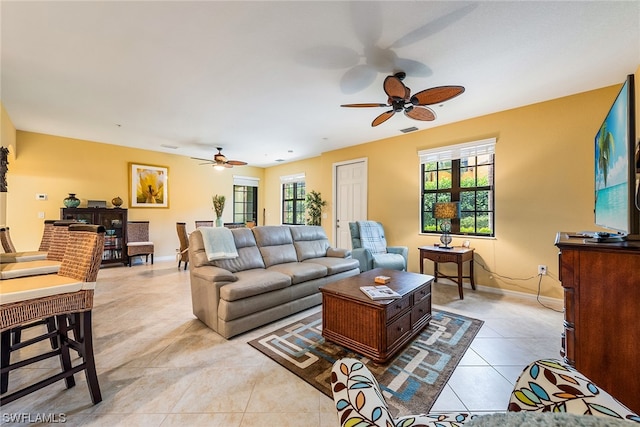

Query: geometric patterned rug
[248,309,483,417]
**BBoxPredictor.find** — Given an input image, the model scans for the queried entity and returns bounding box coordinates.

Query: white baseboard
[434,280,564,311]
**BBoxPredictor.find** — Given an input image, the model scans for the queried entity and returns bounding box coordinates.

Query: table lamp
[434,202,459,249]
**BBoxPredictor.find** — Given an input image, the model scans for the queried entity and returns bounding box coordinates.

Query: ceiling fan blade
[371,110,395,127]
[405,106,436,121]
[383,75,408,100]
[341,103,388,108]
[191,157,213,162]
[227,160,247,166]
[411,86,465,106]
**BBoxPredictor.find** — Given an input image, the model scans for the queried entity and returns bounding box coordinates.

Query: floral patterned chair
[508,359,639,422]
[331,358,639,427]
[331,358,471,427]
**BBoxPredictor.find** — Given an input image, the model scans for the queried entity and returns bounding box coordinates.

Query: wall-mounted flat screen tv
[594,74,639,238]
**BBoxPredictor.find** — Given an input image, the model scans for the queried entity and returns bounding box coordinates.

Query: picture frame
[128,163,169,208]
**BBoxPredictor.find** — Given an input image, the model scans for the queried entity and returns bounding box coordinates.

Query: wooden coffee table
[319,268,434,363]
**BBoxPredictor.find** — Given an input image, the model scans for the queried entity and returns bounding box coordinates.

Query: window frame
[281,180,306,225]
[419,139,496,237]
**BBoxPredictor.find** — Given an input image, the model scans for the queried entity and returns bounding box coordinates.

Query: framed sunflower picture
[129,163,169,208]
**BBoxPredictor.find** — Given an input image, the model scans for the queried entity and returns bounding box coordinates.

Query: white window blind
[279,173,305,183]
[418,138,496,164]
[233,175,260,187]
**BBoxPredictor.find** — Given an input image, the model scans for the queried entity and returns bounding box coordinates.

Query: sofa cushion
[252,226,298,267]
[290,225,331,261]
[212,228,265,272]
[219,268,291,301]
[303,257,360,275]
[267,262,327,284]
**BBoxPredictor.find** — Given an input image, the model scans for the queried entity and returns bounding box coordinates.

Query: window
[419,138,495,237]
[233,176,259,225]
[281,173,306,225]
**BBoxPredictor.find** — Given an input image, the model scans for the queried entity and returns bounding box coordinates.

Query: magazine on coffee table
[360,285,401,300]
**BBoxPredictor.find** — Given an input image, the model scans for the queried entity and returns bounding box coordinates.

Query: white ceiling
[2,1,639,167]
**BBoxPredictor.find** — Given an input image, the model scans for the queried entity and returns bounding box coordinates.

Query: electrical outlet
[538,265,547,275]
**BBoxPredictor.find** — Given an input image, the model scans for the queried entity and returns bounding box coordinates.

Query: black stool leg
[79,311,101,404]
[1,331,10,394]
[56,314,75,389]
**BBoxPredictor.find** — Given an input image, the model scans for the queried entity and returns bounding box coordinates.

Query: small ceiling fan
[341,72,464,127]
[192,147,247,170]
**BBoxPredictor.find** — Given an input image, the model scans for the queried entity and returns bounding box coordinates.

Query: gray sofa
[189,225,360,338]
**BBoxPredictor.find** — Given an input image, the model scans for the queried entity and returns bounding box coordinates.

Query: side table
[418,246,475,299]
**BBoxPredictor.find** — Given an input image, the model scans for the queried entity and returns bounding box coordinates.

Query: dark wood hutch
[555,232,640,413]
[61,207,128,266]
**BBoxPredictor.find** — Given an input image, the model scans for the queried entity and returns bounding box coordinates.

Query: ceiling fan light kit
[191,147,248,170]
[341,72,465,127]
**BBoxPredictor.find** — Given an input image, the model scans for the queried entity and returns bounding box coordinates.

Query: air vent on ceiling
[275,159,285,162]
[400,126,419,133]
[160,144,178,149]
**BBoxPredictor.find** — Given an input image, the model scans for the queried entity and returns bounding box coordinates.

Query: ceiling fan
[192,147,247,170]
[341,72,464,127]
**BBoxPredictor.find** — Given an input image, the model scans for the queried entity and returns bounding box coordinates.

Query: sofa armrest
[326,247,351,258]
[191,265,238,283]
[351,247,373,272]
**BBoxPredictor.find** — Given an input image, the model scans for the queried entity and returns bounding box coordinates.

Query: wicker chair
[0,226,47,262]
[0,224,105,405]
[38,219,56,251]
[195,220,214,228]
[126,221,154,267]
[176,222,189,270]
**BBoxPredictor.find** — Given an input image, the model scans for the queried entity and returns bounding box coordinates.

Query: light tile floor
[1,261,564,426]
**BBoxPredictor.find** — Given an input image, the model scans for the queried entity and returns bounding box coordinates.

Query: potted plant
[305,190,327,226]
[212,194,226,227]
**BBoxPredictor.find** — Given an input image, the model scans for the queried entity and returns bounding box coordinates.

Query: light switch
[38,212,45,218]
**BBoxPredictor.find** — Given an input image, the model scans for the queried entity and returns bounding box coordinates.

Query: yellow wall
[6,131,264,259]
[1,102,17,225]
[4,66,639,298]
[265,82,634,300]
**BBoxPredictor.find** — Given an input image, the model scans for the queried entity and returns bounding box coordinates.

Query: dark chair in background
[195,220,214,228]
[176,222,189,270]
[126,221,154,267]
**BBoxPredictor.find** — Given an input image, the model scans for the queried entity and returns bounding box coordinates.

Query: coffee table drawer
[413,285,430,303]
[387,312,411,347]
[385,296,410,321]
[411,296,431,327]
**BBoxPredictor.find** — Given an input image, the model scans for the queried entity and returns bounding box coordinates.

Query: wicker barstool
[0,224,105,405]
[0,226,47,263]
[176,222,189,270]
[126,221,154,267]
[1,220,78,348]
[38,220,56,252]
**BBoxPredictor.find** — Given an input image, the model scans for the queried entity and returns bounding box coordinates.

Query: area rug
[248,309,483,416]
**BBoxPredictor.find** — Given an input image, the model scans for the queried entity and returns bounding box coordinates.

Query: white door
[334,159,368,249]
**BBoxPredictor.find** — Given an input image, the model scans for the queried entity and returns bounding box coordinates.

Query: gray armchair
[348,221,408,272]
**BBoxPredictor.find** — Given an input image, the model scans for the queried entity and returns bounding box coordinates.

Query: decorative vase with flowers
[212,194,226,227]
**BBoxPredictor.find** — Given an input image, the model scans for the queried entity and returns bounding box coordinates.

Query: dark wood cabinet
[61,207,128,266]
[555,232,640,413]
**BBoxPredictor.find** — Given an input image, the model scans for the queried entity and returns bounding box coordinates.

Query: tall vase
[63,193,81,208]
[216,218,223,227]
